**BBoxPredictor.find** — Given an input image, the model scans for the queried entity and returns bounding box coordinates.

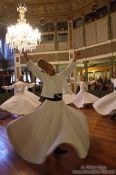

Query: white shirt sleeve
[88,80,96,85]
[2,84,15,90]
[111,78,114,84]
[24,82,35,89]
[58,61,76,78]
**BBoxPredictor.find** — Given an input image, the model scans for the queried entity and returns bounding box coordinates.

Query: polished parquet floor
[0,107,116,175]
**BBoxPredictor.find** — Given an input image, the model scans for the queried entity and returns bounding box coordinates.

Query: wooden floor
[0,107,116,175]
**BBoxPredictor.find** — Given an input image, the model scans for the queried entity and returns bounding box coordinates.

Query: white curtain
[96,17,108,43]
[111,13,116,39]
[85,22,96,46]
[73,27,83,48]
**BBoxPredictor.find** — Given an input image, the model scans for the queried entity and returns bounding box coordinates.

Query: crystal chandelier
[6,4,41,53]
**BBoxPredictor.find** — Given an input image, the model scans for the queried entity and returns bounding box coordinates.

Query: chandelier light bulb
[6,4,41,53]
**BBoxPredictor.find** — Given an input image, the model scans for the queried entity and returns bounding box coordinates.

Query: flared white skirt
[70,91,99,108]
[0,92,41,115]
[63,94,76,104]
[93,91,116,115]
[25,91,40,102]
[7,100,90,164]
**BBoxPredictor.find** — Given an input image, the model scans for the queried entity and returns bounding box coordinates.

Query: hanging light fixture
[6,4,41,53]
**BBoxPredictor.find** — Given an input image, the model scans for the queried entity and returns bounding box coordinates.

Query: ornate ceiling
[0,0,107,39]
[0,0,101,26]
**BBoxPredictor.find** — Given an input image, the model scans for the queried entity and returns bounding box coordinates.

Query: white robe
[66,81,99,108]
[63,93,76,104]
[24,83,40,102]
[7,60,90,164]
[0,81,41,115]
[93,78,116,115]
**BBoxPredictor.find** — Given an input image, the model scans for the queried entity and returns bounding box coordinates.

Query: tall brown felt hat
[38,58,52,72]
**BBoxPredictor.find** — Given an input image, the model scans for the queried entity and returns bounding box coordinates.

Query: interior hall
[0,0,116,175]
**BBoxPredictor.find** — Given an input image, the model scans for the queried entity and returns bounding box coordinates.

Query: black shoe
[54,147,68,155]
[110,114,116,120]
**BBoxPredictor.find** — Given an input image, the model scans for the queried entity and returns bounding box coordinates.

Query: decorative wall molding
[20,52,69,64]
[0,0,109,25]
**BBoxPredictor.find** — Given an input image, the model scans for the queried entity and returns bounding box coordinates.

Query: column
[82,15,87,61]
[54,22,58,51]
[31,72,35,93]
[107,1,114,78]
[109,57,114,77]
[114,56,116,73]
[24,67,28,82]
[83,61,89,81]
[69,51,77,93]
[15,53,21,81]
[82,16,86,47]
[73,68,77,93]
[107,1,112,40]
[68,20,73,49]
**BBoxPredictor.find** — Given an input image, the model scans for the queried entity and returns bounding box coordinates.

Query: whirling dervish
[6,51,90,164]
[0,74,41,116]
[24,83,41,102]
[93,73,116,120]
[64,76,99,108]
